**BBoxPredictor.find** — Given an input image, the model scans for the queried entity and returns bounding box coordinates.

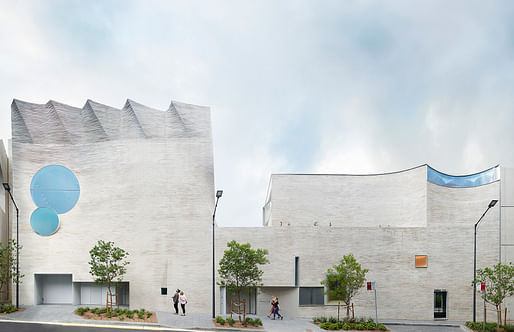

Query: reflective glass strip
[427,166,499,188]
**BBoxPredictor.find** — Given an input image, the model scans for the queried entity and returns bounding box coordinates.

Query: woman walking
[179,291,188,316]
[272,296,283,320]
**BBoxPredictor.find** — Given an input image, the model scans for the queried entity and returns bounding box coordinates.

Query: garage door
[80,283,113,305]
[35,274,72,304]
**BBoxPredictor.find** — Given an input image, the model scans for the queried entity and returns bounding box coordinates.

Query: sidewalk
[0,305,323,331]
[0,305,467,332]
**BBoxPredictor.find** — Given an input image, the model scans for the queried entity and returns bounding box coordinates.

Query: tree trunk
[346,302,350,321]
[496,304,500,331]
[237,290,241,322]
[337,301,340,322]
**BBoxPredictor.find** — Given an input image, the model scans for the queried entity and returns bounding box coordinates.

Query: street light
[473,199,498,322]
[2,183,19,309]
[212,190,223,319]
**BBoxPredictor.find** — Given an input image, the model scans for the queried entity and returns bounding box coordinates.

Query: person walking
[172,289,180,314]
[179,291,188,316]
[267,296,276,318]
[272,296,283,320]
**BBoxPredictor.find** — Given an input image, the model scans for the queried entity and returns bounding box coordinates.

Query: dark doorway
[434,290,447,319]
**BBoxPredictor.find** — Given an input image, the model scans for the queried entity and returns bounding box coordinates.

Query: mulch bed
[74,309,158,323]
[312,322,389,331]
[0,308,25,315]
[213,319,264,329]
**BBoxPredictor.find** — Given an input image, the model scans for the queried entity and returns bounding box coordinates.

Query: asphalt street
[389,326,463,332]
[0,321,204,332]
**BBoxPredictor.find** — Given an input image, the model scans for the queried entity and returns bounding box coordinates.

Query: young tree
[218,240,268,321]
[475,262,514,327]
[321,254,368,321]
[88,240,130,310]
[0,239,23,302]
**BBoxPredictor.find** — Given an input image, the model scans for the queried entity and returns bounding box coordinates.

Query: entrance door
[434,290,447,319]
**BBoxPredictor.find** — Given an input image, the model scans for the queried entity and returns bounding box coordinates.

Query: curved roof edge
[271,164,500,188]
[271,164,427,177]
[427,164,500,188]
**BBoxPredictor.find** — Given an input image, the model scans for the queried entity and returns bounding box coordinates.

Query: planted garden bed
[214,316,264,329]
[312,316,388,331]
[74,307,157,323]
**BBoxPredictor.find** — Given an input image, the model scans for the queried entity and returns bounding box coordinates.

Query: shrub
[98,307,107,315]
[146,311,152,318]
[328,316,338,323]
[466,321,497,332]
[342,322,351,330]
[77,307,86,315]
[227,317,235,326]
[504,325,514,332]
[319,316,328,323]
[366,321,376,330]
[378,323,387,331]
[254,318,263,326]
[84,307,90,312]
[215,316,225,325]
[320,322,331,330]
[328,322,339,330]
[126,311,134,319]
[355,322,366,330]
[137,310,145,319]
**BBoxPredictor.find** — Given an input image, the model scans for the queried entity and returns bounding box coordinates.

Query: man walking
[172,289,180,314]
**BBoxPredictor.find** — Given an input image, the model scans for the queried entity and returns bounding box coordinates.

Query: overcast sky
[1,1,514,226]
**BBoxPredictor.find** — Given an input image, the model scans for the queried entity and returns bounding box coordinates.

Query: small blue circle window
[30,165,80,214]
[30,207,60,236]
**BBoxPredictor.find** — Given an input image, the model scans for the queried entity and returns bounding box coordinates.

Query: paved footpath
[0,305,468,332]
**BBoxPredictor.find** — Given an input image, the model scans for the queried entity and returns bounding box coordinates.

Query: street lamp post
[2,183,19,309]
[473,199,498,322]
[212,190,223,319]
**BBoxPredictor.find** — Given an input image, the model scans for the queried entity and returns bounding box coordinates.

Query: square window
[161,287,167,295]
[299,287,324,305]
[415,255,427,268]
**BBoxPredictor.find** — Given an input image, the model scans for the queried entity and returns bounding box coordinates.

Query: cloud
[1,0,514,225]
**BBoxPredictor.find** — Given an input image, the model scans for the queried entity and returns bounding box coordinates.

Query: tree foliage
[218,240,268,320]
[0,239,23,297]
[475,262,514,326]
[321,254,368,320]
[88,240,129,309]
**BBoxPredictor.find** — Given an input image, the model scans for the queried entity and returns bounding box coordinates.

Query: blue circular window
[30,165,80,214]
[30,207,60,236]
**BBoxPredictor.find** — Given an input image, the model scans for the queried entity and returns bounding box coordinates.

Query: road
[0,321,206,332]
[389,325,463,332]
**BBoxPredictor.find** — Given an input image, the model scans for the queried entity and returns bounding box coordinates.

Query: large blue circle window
[30,165,80,214]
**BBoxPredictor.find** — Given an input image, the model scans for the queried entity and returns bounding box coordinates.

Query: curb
[0,318,258,332]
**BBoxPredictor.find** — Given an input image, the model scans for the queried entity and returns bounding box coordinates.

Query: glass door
[434,290,447,319]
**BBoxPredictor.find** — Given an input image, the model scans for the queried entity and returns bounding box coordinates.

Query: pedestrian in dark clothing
[172,289,180,314]
[272,297,283,320]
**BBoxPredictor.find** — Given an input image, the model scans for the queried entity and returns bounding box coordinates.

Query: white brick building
[1,98,512,321]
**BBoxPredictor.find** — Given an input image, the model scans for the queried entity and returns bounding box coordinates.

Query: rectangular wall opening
[34,274,72,304]
[434,290,447,319]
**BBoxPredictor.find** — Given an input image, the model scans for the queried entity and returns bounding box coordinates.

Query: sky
[1,0,514,227]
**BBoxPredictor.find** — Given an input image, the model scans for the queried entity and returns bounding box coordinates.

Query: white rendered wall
[11,99,215,312]
[266,166,427,228]
[219,170,500,321]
